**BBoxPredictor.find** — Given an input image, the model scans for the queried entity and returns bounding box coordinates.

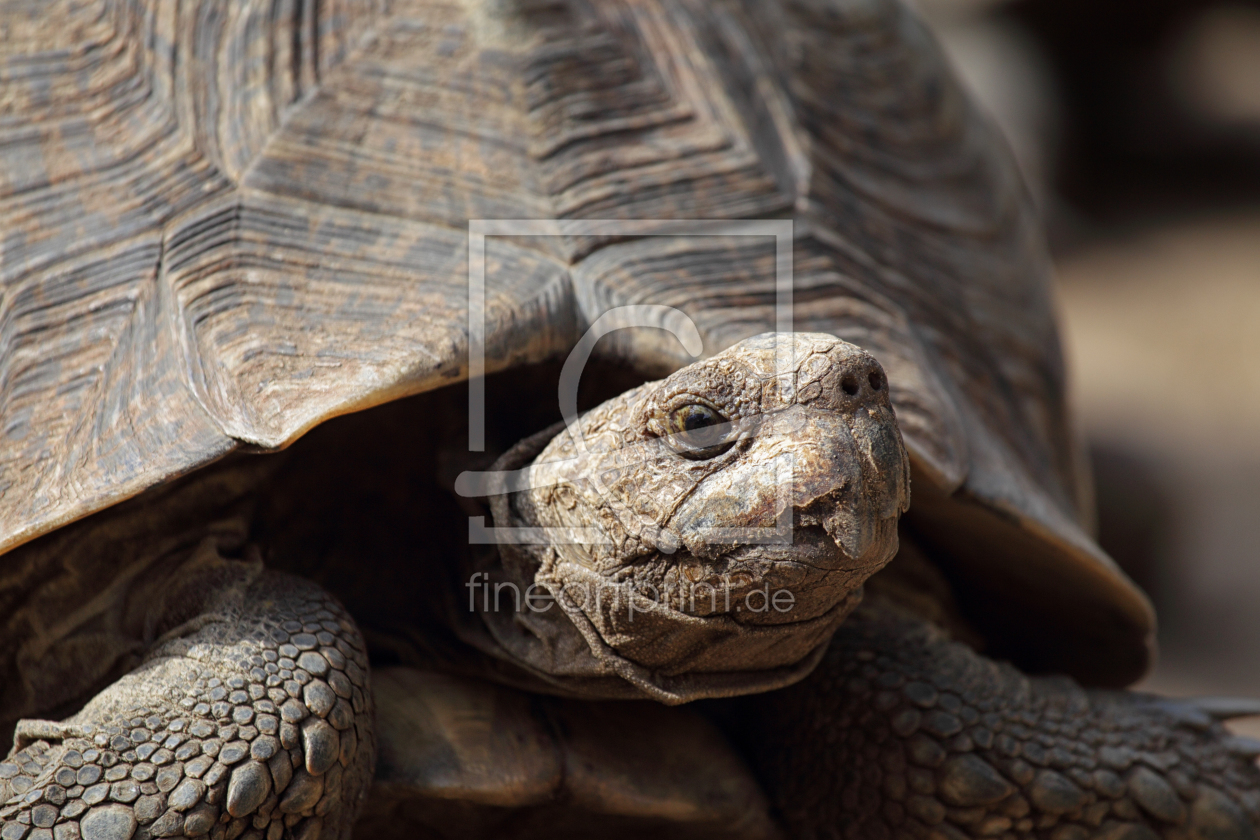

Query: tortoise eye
[665,404,735,460]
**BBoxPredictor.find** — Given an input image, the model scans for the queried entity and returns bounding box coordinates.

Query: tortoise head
[487,333,910,701]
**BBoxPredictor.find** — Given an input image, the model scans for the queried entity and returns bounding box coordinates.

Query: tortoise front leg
[0,549,373,840]
[730,601,1260,840]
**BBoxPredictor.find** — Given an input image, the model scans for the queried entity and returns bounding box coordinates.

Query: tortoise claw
[11,722,96,753]
[1191,697,1260,721]
[1133,695,1260,732]
[1223,736,1260,759]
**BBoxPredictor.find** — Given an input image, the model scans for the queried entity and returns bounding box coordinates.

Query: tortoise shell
[0,0,1152,685]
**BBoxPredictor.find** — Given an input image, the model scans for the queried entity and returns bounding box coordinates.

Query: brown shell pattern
[0,0,1152,681]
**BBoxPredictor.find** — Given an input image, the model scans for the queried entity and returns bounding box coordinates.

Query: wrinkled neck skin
[467,333,911,704]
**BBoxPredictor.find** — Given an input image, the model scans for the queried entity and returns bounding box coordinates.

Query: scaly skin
[473,332,911,703]
[729,600,1260,840]
[0,555,373,840]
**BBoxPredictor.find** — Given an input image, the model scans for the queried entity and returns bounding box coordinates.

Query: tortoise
[2,0,1260,839]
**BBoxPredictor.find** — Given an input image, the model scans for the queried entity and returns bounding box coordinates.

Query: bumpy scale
[0,567,373,840]
[736,601,1260,840]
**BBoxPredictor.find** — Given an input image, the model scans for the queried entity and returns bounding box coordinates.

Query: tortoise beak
[660,403,905,625]
[671,403,906,565]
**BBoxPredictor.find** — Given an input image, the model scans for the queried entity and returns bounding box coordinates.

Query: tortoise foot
[726,600,1260,840]
[0,564,373,840]
[355,667,779,840]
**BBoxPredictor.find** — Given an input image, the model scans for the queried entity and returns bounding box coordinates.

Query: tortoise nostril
[868,371,883,391]
[840,376,859,396]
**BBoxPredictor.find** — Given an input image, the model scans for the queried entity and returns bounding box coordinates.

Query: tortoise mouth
[655,525,865,625]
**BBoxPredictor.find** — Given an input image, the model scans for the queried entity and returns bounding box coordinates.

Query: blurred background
[913,0,1260,714]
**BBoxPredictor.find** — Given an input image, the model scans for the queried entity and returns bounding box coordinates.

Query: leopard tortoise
[2,0,1259,839]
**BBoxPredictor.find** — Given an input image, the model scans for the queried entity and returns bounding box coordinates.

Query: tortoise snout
[789,346,892,414]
